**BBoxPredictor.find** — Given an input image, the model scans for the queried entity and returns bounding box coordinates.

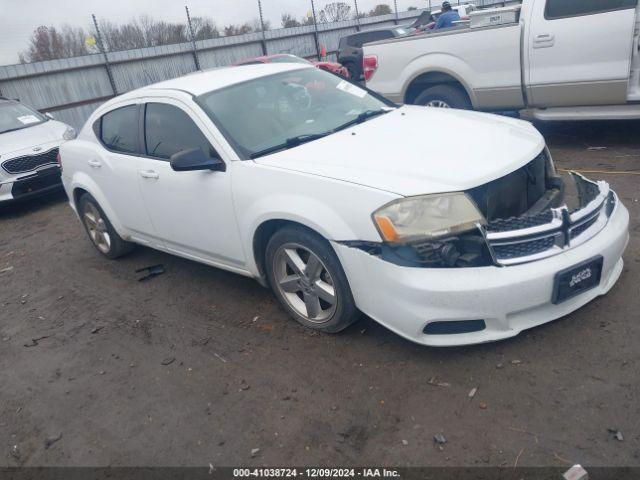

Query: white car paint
[61,64,629,346]
[0,107,73,203]
[365,0,640,119]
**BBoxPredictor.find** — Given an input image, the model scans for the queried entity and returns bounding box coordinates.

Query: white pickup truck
[364,0,640,120]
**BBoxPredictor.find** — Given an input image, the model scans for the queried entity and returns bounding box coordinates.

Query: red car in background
[234,54,350,79]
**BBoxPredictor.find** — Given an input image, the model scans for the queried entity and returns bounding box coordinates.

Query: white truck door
[525,0,638,107]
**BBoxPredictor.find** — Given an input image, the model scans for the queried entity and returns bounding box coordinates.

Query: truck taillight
[56,151,62,172]
[363,55,378,82]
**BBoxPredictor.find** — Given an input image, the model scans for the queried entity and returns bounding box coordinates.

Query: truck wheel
[79,193,134,259]
[414,84,472,110]
[265,225,360,334]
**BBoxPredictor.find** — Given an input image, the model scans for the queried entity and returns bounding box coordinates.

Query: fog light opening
[423,320,486,335]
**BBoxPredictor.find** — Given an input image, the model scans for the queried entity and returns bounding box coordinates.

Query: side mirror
[170,148,226,172]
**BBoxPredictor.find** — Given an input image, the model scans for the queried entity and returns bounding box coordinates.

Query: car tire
[343,62,361,82]
[265,225,360,334]
[414,84,472,110]
[79,193,134,259]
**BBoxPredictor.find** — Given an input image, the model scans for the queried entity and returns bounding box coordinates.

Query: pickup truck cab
[364,0,640,120]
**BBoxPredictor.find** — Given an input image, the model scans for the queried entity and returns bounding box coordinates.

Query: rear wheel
[265,225,360,333]
[414,84,472,110]
[79,193,134,259]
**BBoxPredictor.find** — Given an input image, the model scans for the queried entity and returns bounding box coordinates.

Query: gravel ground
[0,120,638,468]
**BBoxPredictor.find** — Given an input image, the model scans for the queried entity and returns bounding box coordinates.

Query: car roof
[116,63,312,99]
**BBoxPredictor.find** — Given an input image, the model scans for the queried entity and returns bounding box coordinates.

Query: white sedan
[60,63,629,346]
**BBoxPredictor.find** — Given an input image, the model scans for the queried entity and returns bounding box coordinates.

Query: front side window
[545,0,637,19]
[0,101,47,135]
[100,105,139,154]
[196,67,395,159]
[144,103,218,160]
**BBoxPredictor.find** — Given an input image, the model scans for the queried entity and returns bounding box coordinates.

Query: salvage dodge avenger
[60,64,629,346]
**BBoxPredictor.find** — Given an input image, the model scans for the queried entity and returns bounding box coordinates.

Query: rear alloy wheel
[414,84,472,110]
[266,226,360,333]
[79,193,134,259]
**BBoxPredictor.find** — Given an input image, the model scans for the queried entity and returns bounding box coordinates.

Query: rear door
[92,103,156,241]
[526,0,638,107]
[135,99,245,269]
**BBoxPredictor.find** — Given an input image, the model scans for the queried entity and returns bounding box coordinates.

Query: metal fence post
[185,6,201,71]
[92,14,118,96]
[257,0,268,55]
[354,0,361,31]
[394,0,399,24]
[310,0,321,60]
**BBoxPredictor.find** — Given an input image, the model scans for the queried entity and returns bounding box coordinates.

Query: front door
[136,100,245,270]
[526,0,638,107]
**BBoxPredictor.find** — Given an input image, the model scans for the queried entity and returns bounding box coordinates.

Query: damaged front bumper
[333,174,629,347]
[484,173,616,266]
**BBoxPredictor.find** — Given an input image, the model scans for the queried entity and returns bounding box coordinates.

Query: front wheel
[265,225,360,333]
[414,84,472,110]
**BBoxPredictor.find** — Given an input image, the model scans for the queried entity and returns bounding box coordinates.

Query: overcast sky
[0,0,427,66]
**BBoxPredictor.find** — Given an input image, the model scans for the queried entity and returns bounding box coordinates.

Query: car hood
[255,106,545,197]
[0,120,68,156]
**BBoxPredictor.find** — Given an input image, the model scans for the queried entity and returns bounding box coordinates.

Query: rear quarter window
[98,105,139,154]
[545,0,637,19]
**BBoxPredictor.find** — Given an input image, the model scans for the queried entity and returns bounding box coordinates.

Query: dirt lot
[1,120,639,468]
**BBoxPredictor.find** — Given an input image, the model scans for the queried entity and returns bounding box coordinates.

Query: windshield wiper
[332,109,390,133]
[249,132,330,159]
[248,109,391,159]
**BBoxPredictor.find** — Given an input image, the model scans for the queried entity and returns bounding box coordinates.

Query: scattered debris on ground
[563,464,589,480]
[433,433,447,450]
[468,387,478,399]
[427,377,451,388]
[23,335,50,348]
[44,433,63,449]
[161,357,176,366]
[10,445,21,461]
[136,264,165,282]
[608,429,624,441]
[250,448,260,457]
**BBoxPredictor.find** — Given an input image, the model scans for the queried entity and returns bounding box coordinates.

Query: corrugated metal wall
[0,10,425,130]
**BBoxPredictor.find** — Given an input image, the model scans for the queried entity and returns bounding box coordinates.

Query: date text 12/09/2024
[232,468,401,478]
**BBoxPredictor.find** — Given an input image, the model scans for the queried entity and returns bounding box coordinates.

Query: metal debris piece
[161,357,175,366]
[433,433,447,448]
[401,439,408,446]
[135,264,165,282]
[468,387,478,399]
[44,433,63,449]
[90,326,104,334]
[250,448,260,457]
[10,445,21,460]
[608,429,624,441]
[427,377,451,388]
[563,465,588,480]
[510,359,522,365]
[0,266,14,274]
[23,335,50,348]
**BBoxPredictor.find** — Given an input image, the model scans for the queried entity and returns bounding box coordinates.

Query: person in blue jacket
[434,1,460,30]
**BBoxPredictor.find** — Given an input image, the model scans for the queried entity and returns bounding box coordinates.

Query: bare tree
[223,23,253,36]
[191,16,220,40]
[281,13,301,28]
[369,4,393,16]
[319,2,352,22]
[251,18,272,32]
[19,25,88,63]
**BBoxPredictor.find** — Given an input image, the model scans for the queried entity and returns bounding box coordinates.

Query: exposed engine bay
[343,150,615,268]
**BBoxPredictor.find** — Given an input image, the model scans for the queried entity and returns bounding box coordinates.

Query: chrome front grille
[2,147,59,174]
[483,173,615,266]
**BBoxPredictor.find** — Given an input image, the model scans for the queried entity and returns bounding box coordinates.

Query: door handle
[87,159,102,168]
[533,33,555,48]
[139,170,159,180]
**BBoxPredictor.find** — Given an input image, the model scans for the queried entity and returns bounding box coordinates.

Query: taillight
[363,55,378,82]
[56,151,62,172]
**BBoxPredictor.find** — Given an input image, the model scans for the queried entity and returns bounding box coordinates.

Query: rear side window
[345,34,364,47]
[100,105,139,154]
[144,103,218,160]
[364,30,394,43]
[545,0,637,19]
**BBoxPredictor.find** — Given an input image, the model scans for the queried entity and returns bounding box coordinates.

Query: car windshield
[270,55,311,65]
[0,102,47,134]
[196,67,394,159]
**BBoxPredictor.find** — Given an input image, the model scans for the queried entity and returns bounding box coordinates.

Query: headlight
[372,193,485,243]
[63,126,77,141]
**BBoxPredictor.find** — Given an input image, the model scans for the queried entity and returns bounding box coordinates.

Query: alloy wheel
[273,243,337,323]
[83,202,111,254]
[426,100,451,108]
